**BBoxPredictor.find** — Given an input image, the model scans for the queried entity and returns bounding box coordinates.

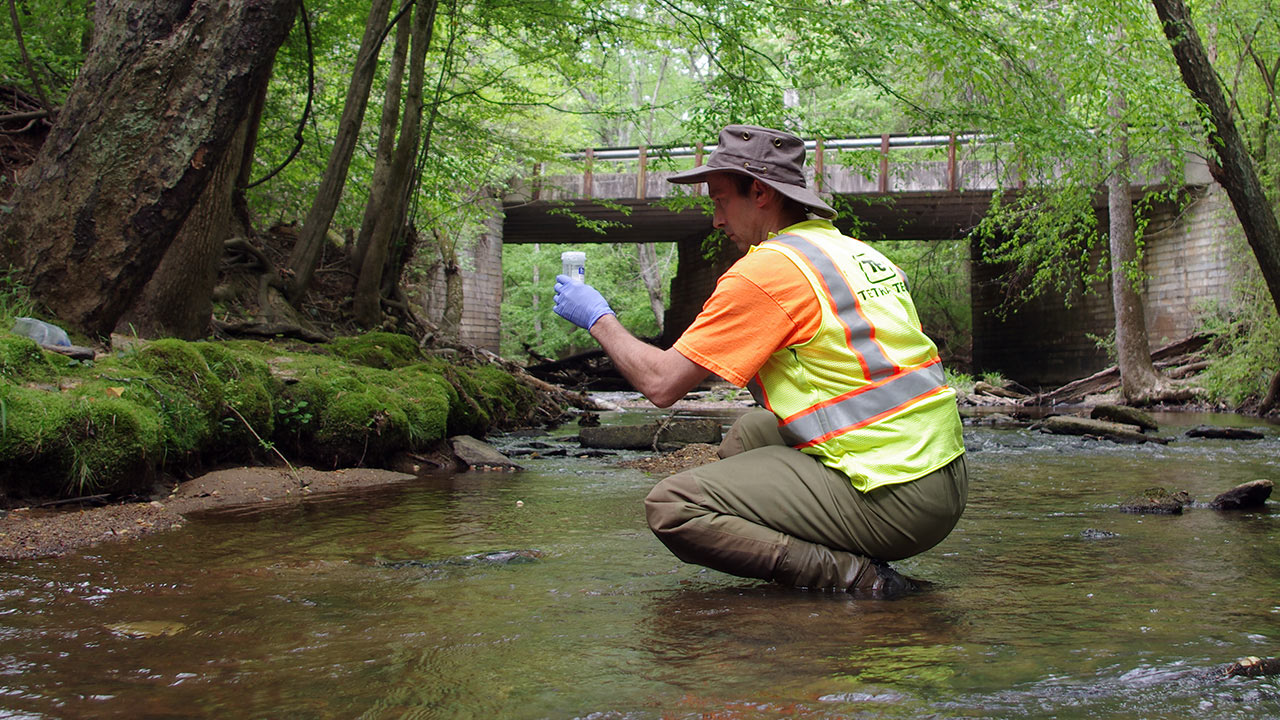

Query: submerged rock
[1221,656,1280,678]
[1039,415,1168,444]
[1091,404,1158,432]
[1186,425,1265,440]
[1120,487,1192,514]
[449,435,524,471]
[1209,479,1273,511]
[380,549,544,570]
[1079,528,1120,540]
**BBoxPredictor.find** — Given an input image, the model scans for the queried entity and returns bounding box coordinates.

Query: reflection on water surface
[0,410,1277,718]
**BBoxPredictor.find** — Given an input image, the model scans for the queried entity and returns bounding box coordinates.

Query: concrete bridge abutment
[971,184,1238,387]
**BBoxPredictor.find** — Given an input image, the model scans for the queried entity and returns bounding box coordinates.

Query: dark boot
[773,538,924,597]
[856,560,923,599]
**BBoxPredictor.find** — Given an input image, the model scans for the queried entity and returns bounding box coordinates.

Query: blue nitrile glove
[553,274,615,330]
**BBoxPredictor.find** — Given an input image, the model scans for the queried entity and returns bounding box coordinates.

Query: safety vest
[746,222,965,492]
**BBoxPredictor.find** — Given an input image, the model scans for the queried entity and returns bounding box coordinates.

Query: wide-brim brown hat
[668,124,837,219]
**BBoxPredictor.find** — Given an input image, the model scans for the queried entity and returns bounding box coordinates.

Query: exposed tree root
[1024,333,1210,406]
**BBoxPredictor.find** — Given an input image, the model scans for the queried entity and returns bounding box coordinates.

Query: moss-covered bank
[0,331,542,503]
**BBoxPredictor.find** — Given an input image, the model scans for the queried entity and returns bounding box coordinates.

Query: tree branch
[6,0,52,116]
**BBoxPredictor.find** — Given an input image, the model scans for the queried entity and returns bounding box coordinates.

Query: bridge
[441,135,1234,387]
[502,134,1003,245]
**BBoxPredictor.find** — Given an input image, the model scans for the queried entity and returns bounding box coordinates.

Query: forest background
[1,0,1278,414]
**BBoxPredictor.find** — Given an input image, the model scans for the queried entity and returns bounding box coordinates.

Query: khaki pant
[644,409,967,590]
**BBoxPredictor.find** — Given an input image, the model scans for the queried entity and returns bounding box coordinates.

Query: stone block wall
[1140,185,1236,344]
[417,209,504,353]
[660,231,742,347]
[972,184,1243,387]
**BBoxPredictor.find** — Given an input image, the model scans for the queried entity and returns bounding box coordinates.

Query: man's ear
[750,179,777,208]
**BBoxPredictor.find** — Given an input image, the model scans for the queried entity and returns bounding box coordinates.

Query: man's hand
[553,274,615,330]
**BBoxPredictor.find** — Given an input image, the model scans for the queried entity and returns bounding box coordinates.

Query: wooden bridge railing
[524,133,992,202]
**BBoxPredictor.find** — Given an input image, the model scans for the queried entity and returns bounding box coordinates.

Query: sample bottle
[561,251,586,283]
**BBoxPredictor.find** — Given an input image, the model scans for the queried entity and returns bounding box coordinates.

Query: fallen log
[579,418,722,450]
[211,319,330,343]
[38,343,96,361]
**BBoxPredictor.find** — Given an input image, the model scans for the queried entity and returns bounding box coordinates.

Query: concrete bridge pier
[661,230,736,347]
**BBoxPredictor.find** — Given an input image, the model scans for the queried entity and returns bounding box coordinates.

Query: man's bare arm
[589,315,709,408]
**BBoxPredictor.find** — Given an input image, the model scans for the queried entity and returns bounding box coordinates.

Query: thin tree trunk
[353,0,438,326]
[1152,0,1280,316]
[117,115,251,339]
[1107,157,1163,402]
[1261,369,1280,415]
[231,61,276,238]
[636,242,665,333]
[7,0,51,114]
[351,5,411,273]
[433,229,462,342]
[531,242,542,343]
[1107,45,1162,403]
[80,0,94,52]
[284,0,395,303]
[0,0,299,338]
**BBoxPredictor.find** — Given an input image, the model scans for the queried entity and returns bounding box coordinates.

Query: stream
[0,406,1276,719]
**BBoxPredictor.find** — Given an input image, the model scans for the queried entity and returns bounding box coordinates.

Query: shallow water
[0,410,1277,719]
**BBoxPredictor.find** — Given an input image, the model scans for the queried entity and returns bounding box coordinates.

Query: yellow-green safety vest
[746,221,965,492]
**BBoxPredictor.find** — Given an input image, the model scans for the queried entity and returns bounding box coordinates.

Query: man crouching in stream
[551,125,967,595]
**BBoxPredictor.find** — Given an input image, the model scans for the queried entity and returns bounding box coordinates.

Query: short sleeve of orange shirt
[673,245,822,387]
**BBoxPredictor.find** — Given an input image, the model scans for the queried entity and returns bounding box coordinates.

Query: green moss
[467,365,538,426]
[130,339,224,410]
[274,363,452,465]
[0,335,59,382]
[328,332,422,369]
[317,388,407,462]
[0,332,543,499]
[0,381,162,496]
[391,367,451,444]
[59,394,162,494]
[0,381,72,464]
[194,342,278,446]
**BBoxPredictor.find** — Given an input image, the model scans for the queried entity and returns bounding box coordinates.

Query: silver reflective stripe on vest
[769,234,897,380]
[776,361,946,447]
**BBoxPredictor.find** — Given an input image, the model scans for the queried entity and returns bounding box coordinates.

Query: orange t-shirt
[673,245,821,387]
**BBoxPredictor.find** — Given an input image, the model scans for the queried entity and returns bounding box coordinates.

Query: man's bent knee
[643,472,703,536]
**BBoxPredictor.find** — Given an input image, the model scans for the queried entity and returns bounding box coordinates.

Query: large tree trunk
[284,0,395,303]
[353,0,438,327]
[1152,0,1280,316]
[0,0,299,339]
[636,242,666,333]
[116,115,252,339]
[351,7,411,273]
